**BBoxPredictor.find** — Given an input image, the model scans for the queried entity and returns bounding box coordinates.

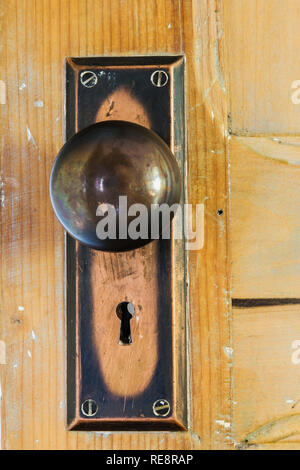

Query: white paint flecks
[26,126,40,160]
[31,330,36,341]
[223,346,234,359]
[285,398,295,405]
[95,431,111,438]
[26,126,38,148]
[168,23,172,28]
[191,431,201,445]
[214,39,226,92]
[0,178,4,208]
[0,81,6,104]
[18,306,24,311]
[34,100,44,108]
[0,341,6,364]
[19,82,26,91]
[291,339,300,365]
[222,123,228,138]
[216,419,231,429]
[27,350,32,358]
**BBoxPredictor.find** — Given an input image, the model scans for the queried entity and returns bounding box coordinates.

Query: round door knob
[50,120,181,252]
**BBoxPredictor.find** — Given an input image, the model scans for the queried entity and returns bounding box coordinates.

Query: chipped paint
[26,126,40,160]
[26,126,38,147]
[191,431,201,445]
[0,341,6,364]
[19,82,26,91]
[216,419,231,429]
[0,178,4,208]
[30,330,36,341]
[0,80,6,104]
[223,346,233,359]
[18,306,24,311]
[213,39,226,92]
[34,100,44,108]
[285,398,295,405]
[27,350,32,358]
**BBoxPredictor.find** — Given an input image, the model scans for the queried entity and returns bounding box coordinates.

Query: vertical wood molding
[182,0,232,449]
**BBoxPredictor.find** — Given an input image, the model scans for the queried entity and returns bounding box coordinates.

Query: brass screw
[153,399,171,417]
[150,70,168,87]
[81,399,98,417]
[80,71,98,88]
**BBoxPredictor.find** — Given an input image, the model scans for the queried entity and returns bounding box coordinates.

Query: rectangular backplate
[66,56,187,431]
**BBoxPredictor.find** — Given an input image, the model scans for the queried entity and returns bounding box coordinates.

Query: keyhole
[116,302,135,345]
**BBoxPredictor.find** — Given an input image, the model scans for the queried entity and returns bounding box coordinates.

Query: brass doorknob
[50,120,181,251]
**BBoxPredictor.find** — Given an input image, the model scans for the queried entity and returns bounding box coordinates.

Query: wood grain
[184,0,232,449]
[224,0,300,135]
[233,305,300,447]
[230,136,300,299]
[0,0,231,449]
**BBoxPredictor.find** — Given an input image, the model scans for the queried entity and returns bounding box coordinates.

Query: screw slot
[80,71,98,88]
[153,399,171,417]
[81,398,98,417]
[150,70,168,87]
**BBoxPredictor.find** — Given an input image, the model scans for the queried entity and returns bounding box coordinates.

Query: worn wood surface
[233,305,300,448]
[226,0,300,449]
[230,136,300,299]
[224,0,300,135]
[3,0,300,451]
[0,0,231,449]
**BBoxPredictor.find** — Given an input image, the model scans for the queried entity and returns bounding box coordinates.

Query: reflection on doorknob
[50,120,181,251]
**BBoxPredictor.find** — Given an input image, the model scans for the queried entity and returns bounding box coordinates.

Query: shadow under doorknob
[49,120,181,252]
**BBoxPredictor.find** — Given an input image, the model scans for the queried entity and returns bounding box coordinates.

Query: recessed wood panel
[233,305,300,447]
[230,136,300,299]
[224,0,300,134]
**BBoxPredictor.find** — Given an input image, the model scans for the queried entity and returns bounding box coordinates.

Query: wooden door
[1,0,300,450]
